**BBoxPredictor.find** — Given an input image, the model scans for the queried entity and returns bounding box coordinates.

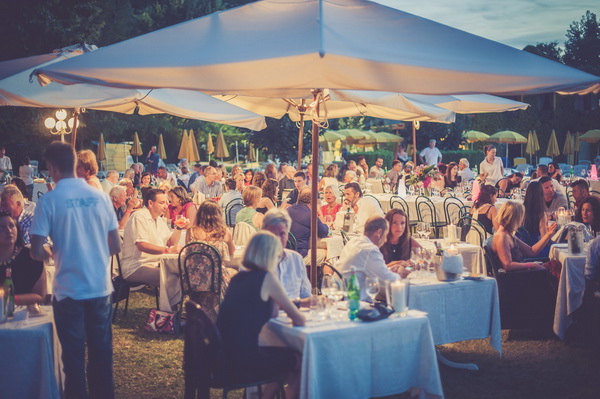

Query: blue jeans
[53,295,114,399]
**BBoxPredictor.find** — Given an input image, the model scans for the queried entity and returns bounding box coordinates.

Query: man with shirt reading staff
[30,142,121,399]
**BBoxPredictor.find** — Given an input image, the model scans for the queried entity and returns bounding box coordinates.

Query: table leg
[436,348,479,371]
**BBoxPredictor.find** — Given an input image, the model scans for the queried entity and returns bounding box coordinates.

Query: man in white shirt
[419,139,442,166]
[262,208,312,301]
[334,182,384,233]
[369,157,385,179]
[155,166,177,188]
[337,216,408,301]
[121,188,183,287]
[101,170,120,194]
[30,142,120,399]
[0,146,12,173]
[458,158,474,182]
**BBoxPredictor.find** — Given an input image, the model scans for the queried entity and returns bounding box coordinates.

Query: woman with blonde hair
[217,232,304,399]
[235,186,264,230]
[168,186,196,228]
[257,178,279,214]
[319,184,342,224]
[493,201,558,272]
[76,149,102,190]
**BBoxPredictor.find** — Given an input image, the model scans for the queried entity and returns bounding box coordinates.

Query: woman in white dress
[479,145,504,186]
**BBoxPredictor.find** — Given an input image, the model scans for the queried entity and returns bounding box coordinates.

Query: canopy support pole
[310,90,322,288]
[297,100,307,168]
[71,108,81,149]
[412,121,417,164]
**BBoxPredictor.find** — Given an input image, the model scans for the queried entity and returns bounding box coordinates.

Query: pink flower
[423,176,432,188]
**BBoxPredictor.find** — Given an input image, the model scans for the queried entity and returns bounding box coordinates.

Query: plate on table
[463,273,484,281]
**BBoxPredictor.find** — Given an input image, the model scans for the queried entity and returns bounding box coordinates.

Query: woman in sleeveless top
[168,186,196,229]
[444,162,460,189]
[235,186,264,230]
[520,181,553,257]
[257,178,279,214]
[186,201,237,319]
[470,185,499,234]
[380,209,421,272]
[493,201,559,276]
[217,232,304,397]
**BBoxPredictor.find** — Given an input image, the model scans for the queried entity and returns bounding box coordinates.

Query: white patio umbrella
[32,0,600,286]
[0,44,267,134]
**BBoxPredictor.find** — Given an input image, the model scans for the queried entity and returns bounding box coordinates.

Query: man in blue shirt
[145,145,161,175]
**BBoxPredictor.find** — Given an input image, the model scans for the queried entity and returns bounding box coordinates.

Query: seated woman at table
[380,209,421,268]
[187,201,235,261]
[496,172,523,197]
[319,184,342,225]
[518,181,552,257]
[139,172,153,189]
[217,232,304,398]
[257,178,279,214]
[264,163,277,180]
[444,162,460,189]
[470,185,499,235]
[252,171,267,189]
[0,211,45,308]
[235,186,264,230]
[493,201,559,275]
[243,169,254,187]
[76,149,103,191]
[167,186,196,229]
[318,164,339,192]
[575,195,600,236]
[548,162,562,183]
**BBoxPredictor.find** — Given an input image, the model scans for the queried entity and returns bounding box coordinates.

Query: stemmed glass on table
[365,277,380,305]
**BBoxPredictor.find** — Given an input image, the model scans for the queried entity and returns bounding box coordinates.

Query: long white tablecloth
[408,276,502,355]
[261,310,443,399]
[0,307,63,399]
[550,244,587,340]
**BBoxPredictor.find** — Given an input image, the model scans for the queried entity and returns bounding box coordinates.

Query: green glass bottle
[347,267,360,320]
[3,267,15,318]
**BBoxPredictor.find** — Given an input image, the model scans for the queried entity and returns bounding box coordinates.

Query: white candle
[391,280,407,314]
[447,224,457,243]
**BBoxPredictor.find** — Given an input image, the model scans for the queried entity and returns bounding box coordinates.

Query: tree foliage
[563,11,600,76]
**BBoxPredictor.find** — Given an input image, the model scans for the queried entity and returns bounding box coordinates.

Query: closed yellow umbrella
[157,134,167,159]
[131,131,143,162]
[178,129,189,160]
[574,131,581,163]
[532,130,540,152]
[187,129,200,163]
[546,129,560,158]
[215,130,230,159]
[206,132,215,161]
[563,131,573,155]
[247,142,256,162]
[97,133,106,162]
[525,130,537,164]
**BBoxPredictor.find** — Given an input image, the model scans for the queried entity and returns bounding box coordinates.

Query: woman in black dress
[217,232,305,399]
[380,209,421,273]
[0,211,45,307]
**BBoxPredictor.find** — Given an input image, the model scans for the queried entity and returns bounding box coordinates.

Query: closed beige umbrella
[157,134,167,159]
[187,129,200,163]
[206,132,215,161]
[247,142,256,162]
[178,129,189,160]
[525,130,537,164]
[131,132,143,162]
[97,133,106,170]
[532,130,540,153]
[215,130,230,160]
[563,131,574,164]
[546,129,560,158]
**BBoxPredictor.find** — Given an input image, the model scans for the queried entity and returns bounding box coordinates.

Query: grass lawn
[113,291,600,399]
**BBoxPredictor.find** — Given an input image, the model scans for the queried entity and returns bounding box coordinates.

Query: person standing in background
[145,145,160,176]
[0,146,12,175]
[19,156,35,200]
[419,139,442,166]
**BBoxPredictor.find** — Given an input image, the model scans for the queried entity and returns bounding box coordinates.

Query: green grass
[113,291,600,399]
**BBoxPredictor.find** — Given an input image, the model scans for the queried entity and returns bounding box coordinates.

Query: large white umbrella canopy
[0,44,266,130]
[34,0,599,96]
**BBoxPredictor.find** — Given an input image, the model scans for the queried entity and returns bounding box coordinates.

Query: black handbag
[356,302,395,322]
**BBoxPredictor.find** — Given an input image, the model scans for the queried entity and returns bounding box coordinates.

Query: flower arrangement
[405,164,436,188]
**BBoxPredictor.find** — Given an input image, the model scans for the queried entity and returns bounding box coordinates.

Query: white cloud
[373,0,597,48]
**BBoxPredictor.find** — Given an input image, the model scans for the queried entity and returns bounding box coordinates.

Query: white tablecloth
[408,276,502,355]
[419,240,486,275]
[0,307,63,399]
[261,310,443,399]
[550,244,587,340]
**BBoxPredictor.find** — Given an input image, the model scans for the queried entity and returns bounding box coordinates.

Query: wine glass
[416,222,427,240]
[321,275,335,298]
[365,277,380,304]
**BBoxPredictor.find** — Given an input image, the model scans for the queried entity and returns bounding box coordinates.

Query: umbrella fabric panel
[187,130,201,163]
[131,132,143,157]
[488,130,527,144]
[178,130,189,160]
[579,129,600,144]
[215,130,230,159]
[546,130,560,157]
[463,130,489,143]
[157,134,167,159]
[563,132,573,155]
[97,134,107,161]
[35,0,600,96]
